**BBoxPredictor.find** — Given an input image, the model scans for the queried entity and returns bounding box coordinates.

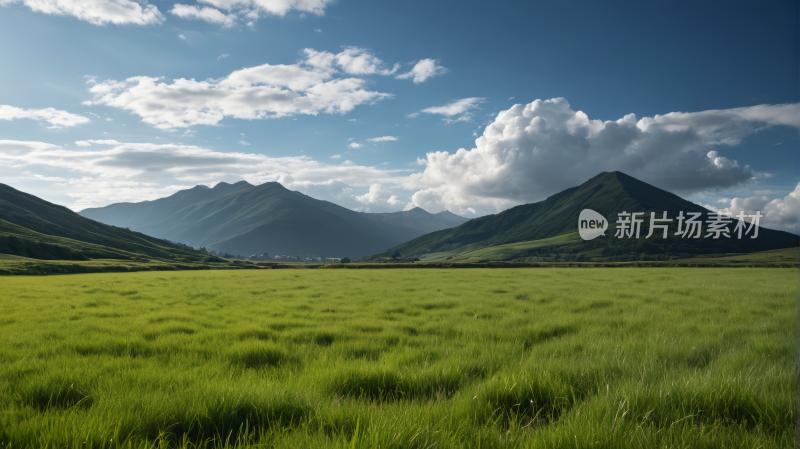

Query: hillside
[0,184,209,262]
[365,172,799,262]
[81,182,467,259]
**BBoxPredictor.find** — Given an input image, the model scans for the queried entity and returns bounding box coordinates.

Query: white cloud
[396,59,447,83]
[0,105,91,129]
[420,97,486,123]
[217,53,230,61]
[303,47,399,76]
[314,28,321,32]
[33,174,70,182]
[178,34,186,39]
[705,183,800,232]
[330,154,341,159]
[238,140,250,146]
[404,98,797,215]
[85,51,394,129]
[356,183,402,207]
[347,142,362,149]
[406,112,419,119]
[197,0,333,17]
[170,4,236,27]
[0,139,410,211]
[367,136,397,142]
[0,0,165,25]
[182,129,196,137]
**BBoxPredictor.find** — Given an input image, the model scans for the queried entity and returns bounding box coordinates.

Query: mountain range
[365,172,798,262]
[79,181,468,259]
[0,183,208,262]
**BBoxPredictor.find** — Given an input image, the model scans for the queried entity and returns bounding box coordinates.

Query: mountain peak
[254,181,289,191]
[212,180,253,190]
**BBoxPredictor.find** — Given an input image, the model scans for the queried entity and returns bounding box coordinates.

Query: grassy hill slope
[0,184,209,262]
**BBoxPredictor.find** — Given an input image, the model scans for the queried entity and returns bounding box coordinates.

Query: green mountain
[77,181,254,230]
[362,207,468,234]
[0,184,209,262]
[80,182,466,259]
[365,172,799,262]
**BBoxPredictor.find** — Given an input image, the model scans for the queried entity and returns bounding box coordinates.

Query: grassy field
[416,233,581,263]
[0,268,794,448]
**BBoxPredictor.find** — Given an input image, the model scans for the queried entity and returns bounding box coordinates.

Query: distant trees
[341,257,351,263]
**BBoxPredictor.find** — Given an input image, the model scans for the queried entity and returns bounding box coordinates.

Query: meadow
[0,268,794,448]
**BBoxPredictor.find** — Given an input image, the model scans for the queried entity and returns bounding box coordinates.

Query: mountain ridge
[80,182,467,258]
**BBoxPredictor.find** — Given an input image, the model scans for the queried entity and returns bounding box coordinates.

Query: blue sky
[0,0,798,231]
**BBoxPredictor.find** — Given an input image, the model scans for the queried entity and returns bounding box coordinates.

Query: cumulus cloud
[404,98,797,215]
[705,183,800,233]
[84,51,394,129]
[367,136,397,142]
[396,58,447,83]
[217,54,230,61]
[347,142,362,149]
[356,183,403,207]
[0,0,164,25]
[170,4,235,27]
[0,105,91,129]
[419,97,486,123]
[303,47,399,76]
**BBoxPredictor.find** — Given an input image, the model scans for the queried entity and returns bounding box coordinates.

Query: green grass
[0,268,794,448]
[675,247,799,264]
[418,233,582,263]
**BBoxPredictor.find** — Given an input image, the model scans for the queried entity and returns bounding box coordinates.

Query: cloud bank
[0,139,409,211]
